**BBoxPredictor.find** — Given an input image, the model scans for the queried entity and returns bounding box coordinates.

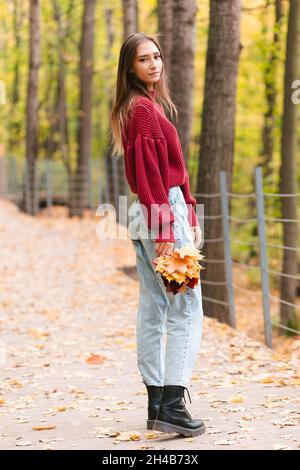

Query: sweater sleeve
[126,99,176,243]
[179,166,200,227]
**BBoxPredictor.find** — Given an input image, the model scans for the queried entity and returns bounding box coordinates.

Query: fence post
[96,159,102,207]
[255,166,272,348]
[0,153,6,196]
[24,160,30,213]
[45,159,52,216]
[219,171,236,328]
[88,159,94,216]
[112,155,119,209]
[9,156,17,198]
[103,154,110,205]
[34,161,39,214]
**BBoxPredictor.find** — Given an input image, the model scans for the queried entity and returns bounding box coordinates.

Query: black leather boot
[152,385,206,437]
[145,384,164,430]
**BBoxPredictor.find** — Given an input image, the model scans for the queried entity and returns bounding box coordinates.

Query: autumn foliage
[153,246,205,295]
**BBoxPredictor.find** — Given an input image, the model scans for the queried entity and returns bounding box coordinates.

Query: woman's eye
[140,56,160,62]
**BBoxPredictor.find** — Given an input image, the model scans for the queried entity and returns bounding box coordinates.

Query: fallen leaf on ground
[32,424,57,431]
[228,395,245,403]
[115,431,141,442]
[85,353,107,365]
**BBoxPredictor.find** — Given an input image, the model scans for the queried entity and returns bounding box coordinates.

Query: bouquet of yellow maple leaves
[152,246,205,295]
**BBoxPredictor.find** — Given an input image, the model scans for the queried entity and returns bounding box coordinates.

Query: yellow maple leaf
[53,406,67,412]
[228,395,245,403]
[115,431,141,441]
[291,378,300,387]
[175,246,203,259]
[144,432,159,439]
[261,376,274,384]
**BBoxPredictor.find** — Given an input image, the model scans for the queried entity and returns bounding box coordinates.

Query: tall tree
[123,0,139,33]
[247,0,283,262]
[8,0,25,155]
[196,0,241,324]
[23,0,40,215]
[112,0,138,212]
[121,0,138,205]
[52,0,72,171]
[103,2,116,207]
[279,0,300,333]
[70,0,96,216]
[157,0,173,74]
[260,0,283,180]
[103,1,130,214]
[169,0,197,163]
[102,0,137,220]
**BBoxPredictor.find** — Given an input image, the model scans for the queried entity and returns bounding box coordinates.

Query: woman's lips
[149,72,160,76]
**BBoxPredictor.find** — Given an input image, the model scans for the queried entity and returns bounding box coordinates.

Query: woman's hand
[155,241,175,257]
[191,226,202,249]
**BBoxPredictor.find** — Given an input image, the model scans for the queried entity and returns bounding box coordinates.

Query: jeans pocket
[168,186,180,207]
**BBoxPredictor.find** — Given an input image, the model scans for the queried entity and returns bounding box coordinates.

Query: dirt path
[0,199,299,450]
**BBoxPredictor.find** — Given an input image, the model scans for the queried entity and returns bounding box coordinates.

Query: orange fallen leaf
[32,424,57,431]
[9,379,23,388]
[115,431,141,441]
[27,328,50,339]
[125,343,136,349]
[261,376,274,384]
[53,406,67,412]
[85,353,107,365]
[144,432,159,439]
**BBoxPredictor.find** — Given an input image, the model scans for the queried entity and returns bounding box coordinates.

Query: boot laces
[182,387,192,405]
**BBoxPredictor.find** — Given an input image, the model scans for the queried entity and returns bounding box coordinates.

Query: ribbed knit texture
[122,89,199,243]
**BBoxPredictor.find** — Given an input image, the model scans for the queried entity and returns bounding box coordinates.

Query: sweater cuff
[186,203,200,227]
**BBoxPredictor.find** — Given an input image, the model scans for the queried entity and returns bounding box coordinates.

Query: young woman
[111,32,205,437]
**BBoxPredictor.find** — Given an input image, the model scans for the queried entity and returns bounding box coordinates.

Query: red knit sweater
[122,89,199,243]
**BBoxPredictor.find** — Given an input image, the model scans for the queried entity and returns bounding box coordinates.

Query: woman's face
[131,40,162,89]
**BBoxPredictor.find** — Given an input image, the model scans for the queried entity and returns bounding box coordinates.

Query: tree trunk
[279,0,300,334]
[102,0,138,220]
[260,0,283,181]
[196,0,241,324]
[23,0,40,215]
[8,0,25,155]
[103,1,130,215]
[157,0,173,74]
[123,0,139,33]
[247,0,283,262]
[70,0,96,216]
[42,0,71,170]
[53,0,71,173]
[121,0,138,204]
[169,0,197,163]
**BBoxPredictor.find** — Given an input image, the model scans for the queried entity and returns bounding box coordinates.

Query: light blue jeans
[128,186,203,388]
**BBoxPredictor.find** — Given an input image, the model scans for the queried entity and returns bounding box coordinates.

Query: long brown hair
[110,32,178,158]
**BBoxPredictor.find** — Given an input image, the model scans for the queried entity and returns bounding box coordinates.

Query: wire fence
[0,156,299,347]
[194,167,300,347]
[0,155,133,214]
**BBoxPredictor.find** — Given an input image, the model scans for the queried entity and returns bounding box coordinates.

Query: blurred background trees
[0,0,299,333]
